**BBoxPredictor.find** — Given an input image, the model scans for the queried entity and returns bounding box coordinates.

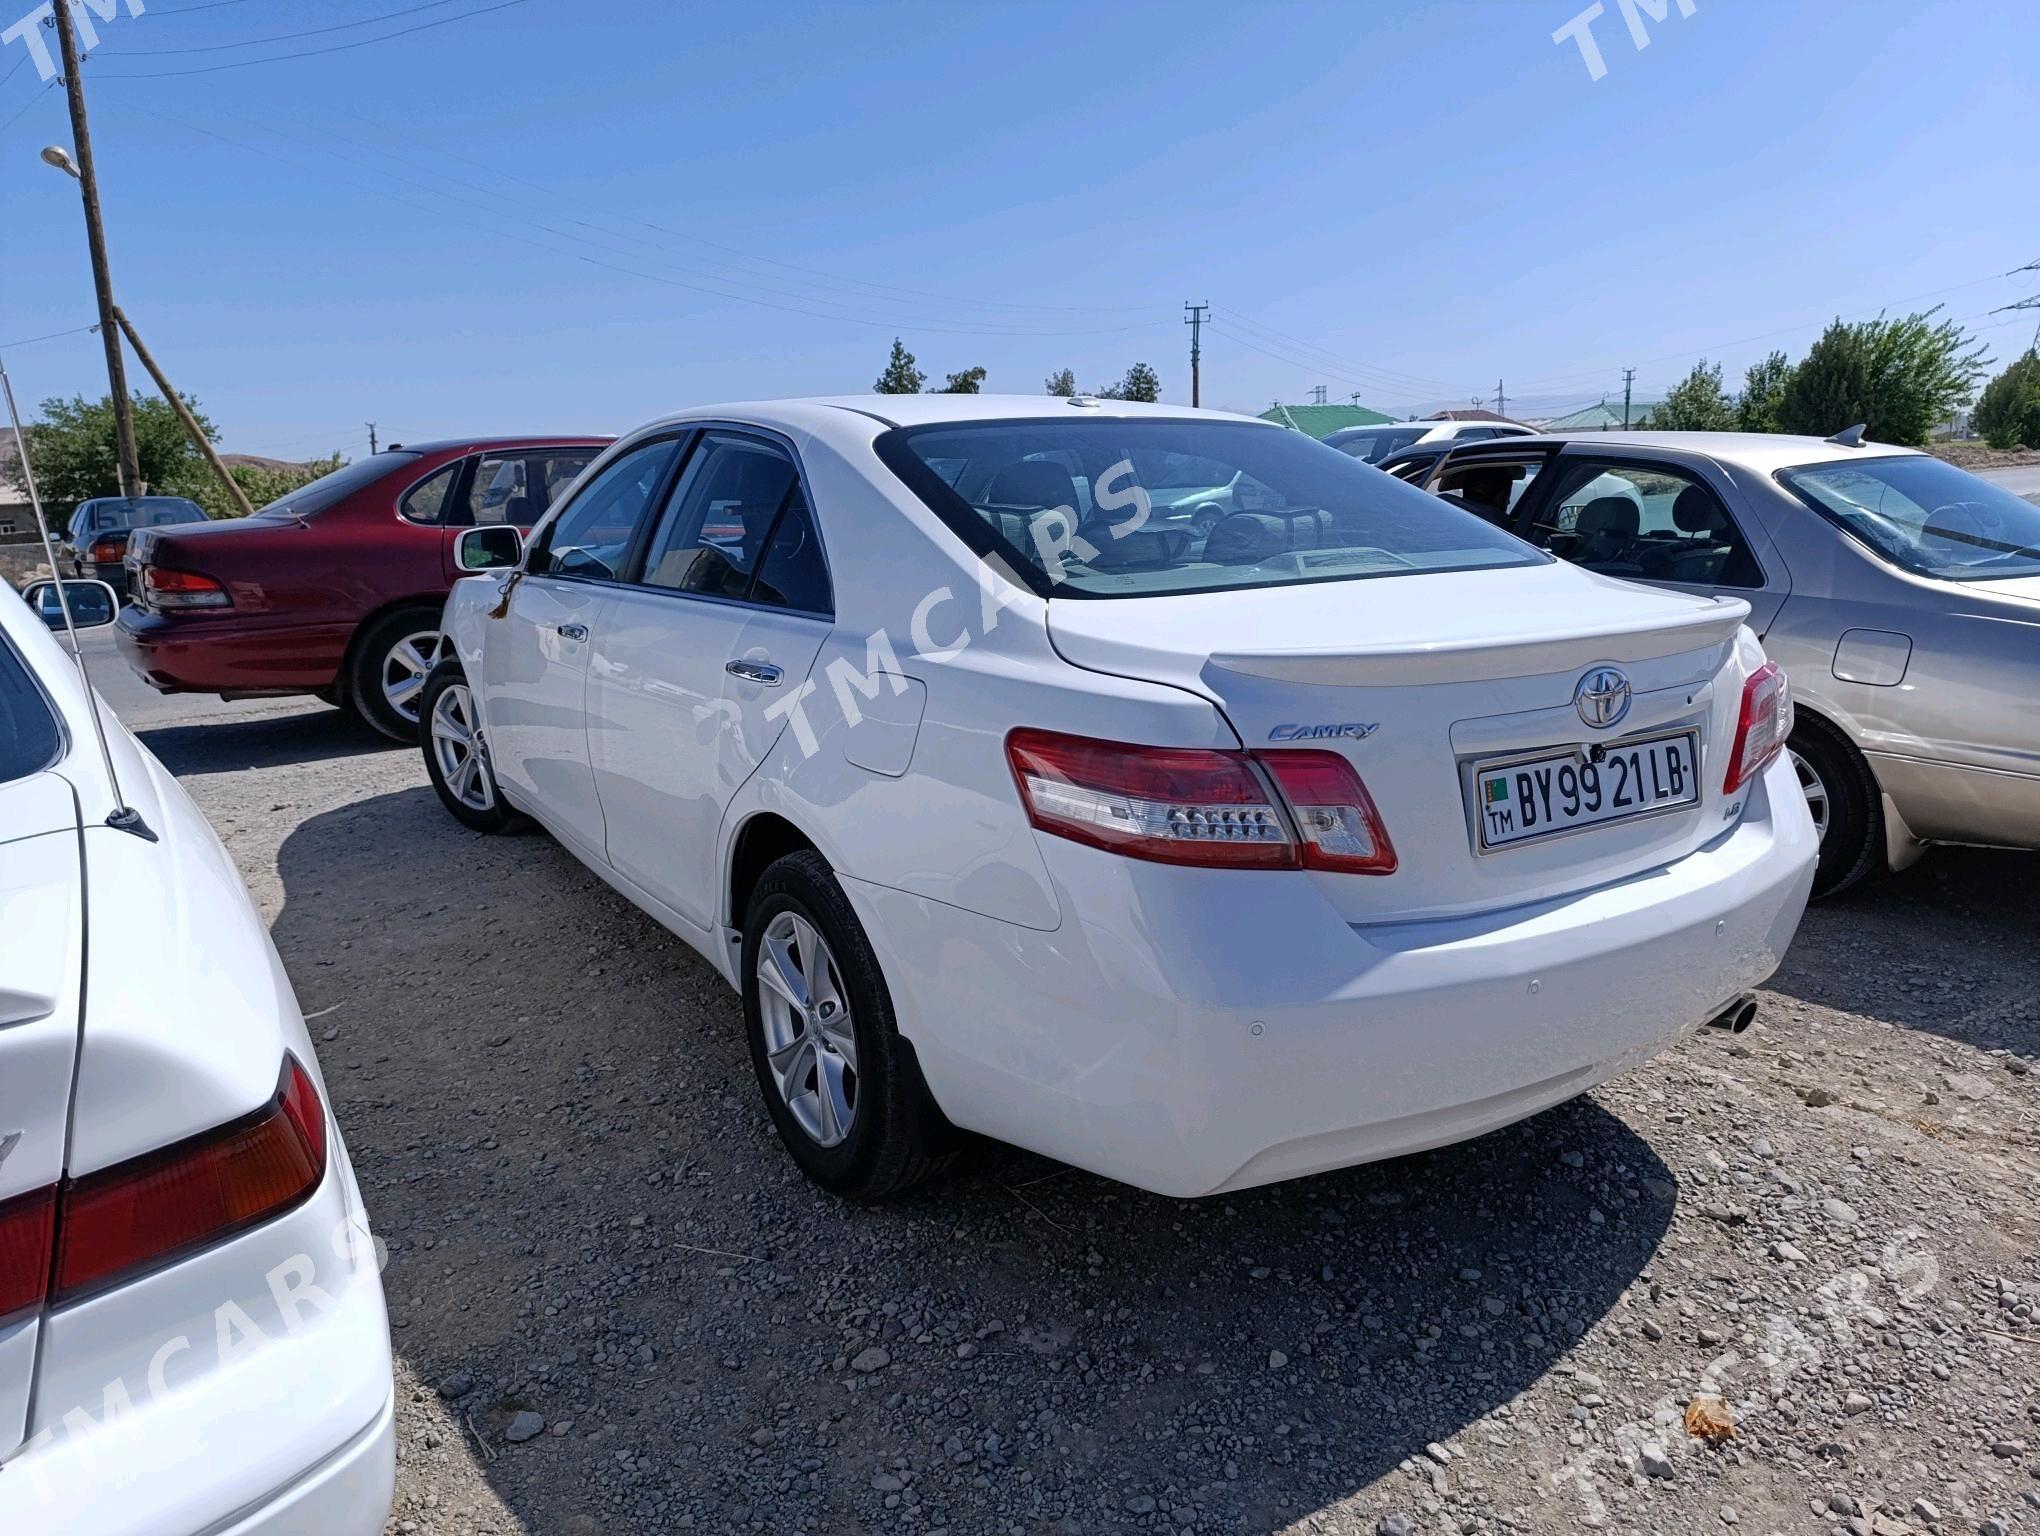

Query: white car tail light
[0,1057,327,1319]
[1006,730,1397,875]
[1256,750,1398,875]
[1722,661,1788,796]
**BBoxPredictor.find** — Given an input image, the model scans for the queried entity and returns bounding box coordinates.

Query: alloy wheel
[381,628,443,725]
[429,682,496,812]
[756,911,857,1148]
[1790,747,1829,844]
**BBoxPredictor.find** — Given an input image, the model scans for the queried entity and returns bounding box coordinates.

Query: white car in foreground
[0,581,393,1532]
[426,396,1817,1200]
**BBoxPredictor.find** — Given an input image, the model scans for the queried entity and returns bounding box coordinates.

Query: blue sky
[0,0,2034,459]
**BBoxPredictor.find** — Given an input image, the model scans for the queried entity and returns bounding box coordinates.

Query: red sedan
[117,435,609,737]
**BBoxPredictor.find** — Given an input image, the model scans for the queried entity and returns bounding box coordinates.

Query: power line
[87,0,532,78]
[129,103,1173,338]
[0,323,100,349]
[97,0,472,56]
[1212,305,1475,395]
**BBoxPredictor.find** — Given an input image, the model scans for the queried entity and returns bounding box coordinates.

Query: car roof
[377,434,613,456]
[1497,430,1927,474]
[628,394,1272,437]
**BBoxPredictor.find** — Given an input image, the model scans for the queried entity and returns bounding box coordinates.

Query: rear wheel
[349,606,444,740]
[741,850,955,1200]
[1789,718,1882,898]
[420,661,524,833]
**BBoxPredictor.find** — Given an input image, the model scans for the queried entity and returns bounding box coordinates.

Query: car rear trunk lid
[1046,561,1754,920]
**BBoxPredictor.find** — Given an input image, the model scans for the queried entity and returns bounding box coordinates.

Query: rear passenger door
[1513,451,1790,631]
[587,429,833,933]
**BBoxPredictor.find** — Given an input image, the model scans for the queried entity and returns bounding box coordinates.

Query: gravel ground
[140,701,2039,1536]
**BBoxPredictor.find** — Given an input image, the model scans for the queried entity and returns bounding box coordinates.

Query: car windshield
[1781,455,2040,582]
[249,452,419,518]
[84,496,206,532]
[1327,426,1430,463]
[876,419,1542,599]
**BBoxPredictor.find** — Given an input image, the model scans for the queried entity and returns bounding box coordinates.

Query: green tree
[1652,359,1737,431]
[938,365,987,394]
[873,338,925,395]
[216,454,347,518]
[1970,349,2040,450]
[1778,308,1989,445]
[1043,367,1078,397]
[1095,362,1161,403]
[29,390,220,507]
[1736,350,1792,433]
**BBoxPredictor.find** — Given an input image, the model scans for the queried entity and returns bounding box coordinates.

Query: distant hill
[221,453,320,472]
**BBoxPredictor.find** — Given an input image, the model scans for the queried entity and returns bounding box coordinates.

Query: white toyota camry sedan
[0,581,393,1532]
[425,395,1817,1200]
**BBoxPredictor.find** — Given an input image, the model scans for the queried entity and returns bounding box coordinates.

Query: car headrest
[1670,485,1726,535]
[984,459,1079,513]
[1575,496,1639,539]
[1203,509,1333,565]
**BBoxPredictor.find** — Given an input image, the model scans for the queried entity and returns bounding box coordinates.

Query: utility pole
[51,0,141,498]
[1621,367,1636,430]
[366,421,378,454]
[1494,378,1507,418]
[1311,384,1328,405]
[109,306,254,518]
[1183,302,1208,408]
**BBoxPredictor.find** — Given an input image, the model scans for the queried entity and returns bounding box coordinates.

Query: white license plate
[1472,732,1698,850]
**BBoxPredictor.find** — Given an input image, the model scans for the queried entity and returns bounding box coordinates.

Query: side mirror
[24,579,120,631]
[456,524,524,572]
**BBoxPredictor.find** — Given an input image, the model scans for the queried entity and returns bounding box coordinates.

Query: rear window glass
[1326,426,1430,463]
[1780,455,2040,582]
[83,497,207,533]
[875,419,1541,599]
[0,633,63,784]
[250,453,419,518]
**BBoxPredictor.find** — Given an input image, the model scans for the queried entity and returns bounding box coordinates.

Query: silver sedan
[1407,431,2040,896]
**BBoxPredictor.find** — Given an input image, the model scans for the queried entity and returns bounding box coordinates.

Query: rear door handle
[725,658,784,686]
[555,623,589,641]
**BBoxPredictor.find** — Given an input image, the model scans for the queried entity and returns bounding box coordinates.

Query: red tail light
[1256,750,1398,875]
[0,1187,57,1324]
[1006,730,1398,875]
[88,537,125,563]
[1722,661,1789,796]
[142,566,231,611]
[51,1057,327,1307]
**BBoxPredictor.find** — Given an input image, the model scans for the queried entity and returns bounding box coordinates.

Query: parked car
[54,495,208,597]
[1400,430,2040,895]
[115,436,608,738]
[421,396,1814,1201]
[1324,418,1537,465]
[0,578,393,1533]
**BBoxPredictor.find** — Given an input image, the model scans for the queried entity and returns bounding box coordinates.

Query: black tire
[1790,717,1883,898]
[347,605,445,741]
[741,850,956,1200]
[419,660,526,834]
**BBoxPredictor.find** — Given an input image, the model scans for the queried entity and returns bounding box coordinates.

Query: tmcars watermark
[2,0,144,82]
[1552,0,1696,82]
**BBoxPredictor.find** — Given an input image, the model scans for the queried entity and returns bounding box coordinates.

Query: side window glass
[531,438,679,580]
[466,451,598,526]
[536,451,596,509]
[750,490,833,614]
[1433,459,1540,527]
[399,463,459,526]
[639,434,798,599]
[1528,462,1762,587]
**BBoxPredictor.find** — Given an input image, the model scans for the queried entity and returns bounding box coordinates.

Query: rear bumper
[114,609,353,696]
[849,750,1816,1197]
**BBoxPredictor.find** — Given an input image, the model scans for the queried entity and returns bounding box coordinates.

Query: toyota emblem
[1574,666,1632,729]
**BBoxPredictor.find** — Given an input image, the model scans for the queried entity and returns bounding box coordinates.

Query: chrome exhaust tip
[1705,995,1758,1034]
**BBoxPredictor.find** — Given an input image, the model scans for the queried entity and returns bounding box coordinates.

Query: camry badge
[1268,722,1380,742]
[1574,666,1632,730]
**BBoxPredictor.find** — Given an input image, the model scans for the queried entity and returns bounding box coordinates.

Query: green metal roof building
[1539,398,1659,431]
[1257,402,1393,436]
